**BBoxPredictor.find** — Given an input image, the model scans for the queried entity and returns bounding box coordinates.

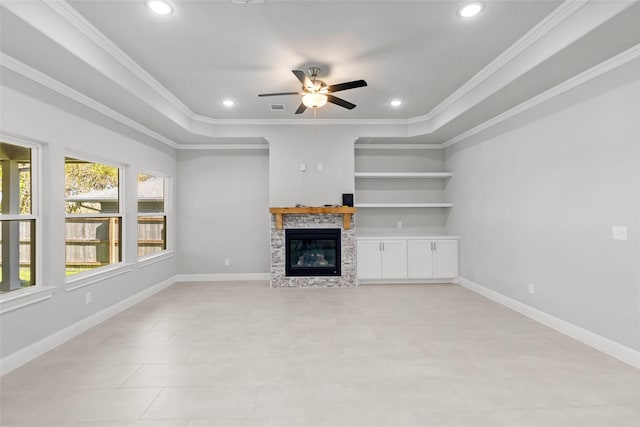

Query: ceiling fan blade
[295,103,307,114]
[292,70,313,90]
[258,92,299,97]
[327,95,356,110]
[327,80,367,93]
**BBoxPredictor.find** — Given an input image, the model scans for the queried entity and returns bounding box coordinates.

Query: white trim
[0,276,176,376]
[354,144,444,150]
[443,43,640,148]
[65,148,128,169]
[355,203,453,208]
[65,213,124,219]
[0,214,37,221]
[355,172,452,179]
[0,286,57,315]
[192,115,408,127]
[65,263,134,292]
[178,144,270,151]
[0,131,48,149]
[3,3,634,146]
[358,279,456,285]
[138,250,175,269]
[0,53,179,148]
[176,273,270,282]
[456,277,640,370]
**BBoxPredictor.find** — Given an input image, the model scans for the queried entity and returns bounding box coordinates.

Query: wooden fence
[65,217,165,268]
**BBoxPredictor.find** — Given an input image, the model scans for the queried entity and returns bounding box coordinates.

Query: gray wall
[445,59,640,351]
[0,85,177,359]
[268,126,356,207]
[176,149,270,275]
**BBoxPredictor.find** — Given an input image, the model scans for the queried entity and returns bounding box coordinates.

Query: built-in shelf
[355,203,453,208]
[355,172,452,179]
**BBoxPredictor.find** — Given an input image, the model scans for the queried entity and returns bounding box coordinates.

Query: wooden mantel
[269,206,357,230]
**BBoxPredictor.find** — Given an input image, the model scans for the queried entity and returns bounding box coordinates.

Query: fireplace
[270,208,356,287]
[285,228,341,277]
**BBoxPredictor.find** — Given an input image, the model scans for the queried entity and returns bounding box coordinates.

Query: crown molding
[179,144,269,150]
[442,43,640,148]
[3,0,636,147]
[354,144,444,150]
[42,0,194,119]
[409,1,588,125]
[191,114,409,127]
[1,53,180,149]
[35,0,593,134]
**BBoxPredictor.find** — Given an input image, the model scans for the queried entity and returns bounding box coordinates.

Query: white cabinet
[356,239,407,279]
[408,239,458,279]
[357,236,458,282]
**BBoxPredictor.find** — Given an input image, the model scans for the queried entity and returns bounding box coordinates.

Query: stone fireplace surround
[270,208,356,288]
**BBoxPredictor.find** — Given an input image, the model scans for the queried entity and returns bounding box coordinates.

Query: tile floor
[1,281,639,426]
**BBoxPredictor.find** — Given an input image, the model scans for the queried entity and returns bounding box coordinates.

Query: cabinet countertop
[356,235,460,240]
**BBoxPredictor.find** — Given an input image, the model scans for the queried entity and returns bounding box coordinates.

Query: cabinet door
[433,240,458,278]
[407,240,434,278]
[381,240,408,279]
[357,240,383,279]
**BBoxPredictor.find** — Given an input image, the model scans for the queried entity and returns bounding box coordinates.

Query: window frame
[137,169,170,261]
[0,135,48,307]
[64,151,126,281]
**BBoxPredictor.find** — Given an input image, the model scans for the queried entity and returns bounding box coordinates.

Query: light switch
[612,226,627,241]
[299,163,306,172]
[317,163,324,171]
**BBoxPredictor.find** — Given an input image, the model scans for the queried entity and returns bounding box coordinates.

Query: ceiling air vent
[270,104,286,111]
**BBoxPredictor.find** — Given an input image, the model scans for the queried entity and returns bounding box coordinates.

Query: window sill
[138,250,175,269]
[0,285,57,315]
[65,263,134,292]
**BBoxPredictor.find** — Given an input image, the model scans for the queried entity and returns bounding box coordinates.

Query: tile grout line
[137,386,166,420]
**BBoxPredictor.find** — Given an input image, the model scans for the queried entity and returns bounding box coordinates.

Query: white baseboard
[358,278,456,285]
[456,277,640,369]
[176,273,270,282]
[0,276,177,376]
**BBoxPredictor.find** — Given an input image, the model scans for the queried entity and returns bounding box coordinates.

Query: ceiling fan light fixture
[302,93,328,108]
[146,0,173,15]
[458,2,484,18]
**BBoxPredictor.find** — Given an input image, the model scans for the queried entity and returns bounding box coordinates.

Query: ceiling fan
[258,67,367,114]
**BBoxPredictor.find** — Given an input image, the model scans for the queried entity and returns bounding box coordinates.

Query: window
[65,157,122,276]
[1,142,36,293]
[137,172,167,257]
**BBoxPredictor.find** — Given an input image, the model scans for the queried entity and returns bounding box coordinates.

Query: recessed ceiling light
[222,99,235,107]
[146,0,173,15]
[458,2,484,18]
[390,99,402,107]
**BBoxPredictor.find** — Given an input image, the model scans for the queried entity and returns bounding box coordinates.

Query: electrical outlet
[224,258,230,266]
[85,292,92,304]
[397,221,403,229]
[528,283,535,295]
[612,226,627,241]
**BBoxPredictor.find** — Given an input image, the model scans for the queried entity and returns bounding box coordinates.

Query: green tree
[65,160,119,214]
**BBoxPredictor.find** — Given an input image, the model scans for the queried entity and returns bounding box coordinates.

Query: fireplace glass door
[285,228,341,276]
